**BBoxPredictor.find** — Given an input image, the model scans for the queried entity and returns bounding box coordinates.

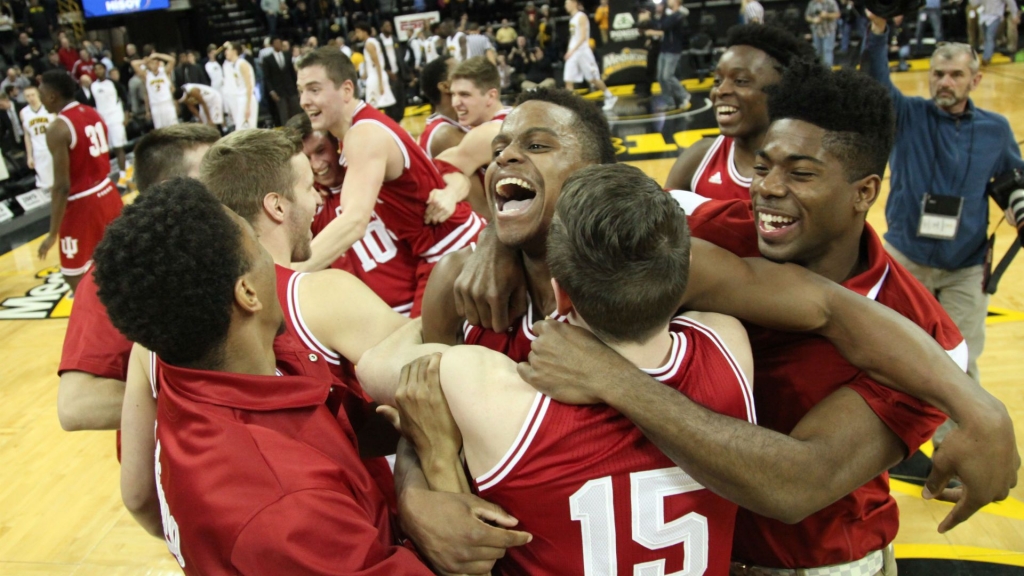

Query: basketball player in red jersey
[295,48,483,316]
[428,86,1019,545]
[515,67,1019,573]
[417,55,466,159]
[91,181,433,574]
[428,56,514,222]
[287,112,423,316]
[35,70,124,293]
[359,165,756,575]
[58,125,221,434]
[664,25,816,201]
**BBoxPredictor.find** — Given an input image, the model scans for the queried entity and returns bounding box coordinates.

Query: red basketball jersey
[312,183,420,315]
[341,102,483,261]
[463,298,568,363]
[476,316,756,576]
[691,136,752,202]
[417,112,465,159]
[58,269,132,381]
[57,102,113,196]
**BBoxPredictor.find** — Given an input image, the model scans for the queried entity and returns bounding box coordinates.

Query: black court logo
[0,267,72,320]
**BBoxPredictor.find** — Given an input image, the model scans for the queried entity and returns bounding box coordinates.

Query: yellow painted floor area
[1,64,1023,573]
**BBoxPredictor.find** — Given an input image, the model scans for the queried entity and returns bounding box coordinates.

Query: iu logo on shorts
[60,237,79,259]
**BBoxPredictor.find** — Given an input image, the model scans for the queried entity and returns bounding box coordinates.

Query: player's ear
[262,192,287,224]
[234,275,264,314]
[551,278,574,317]
[853,173,881,214]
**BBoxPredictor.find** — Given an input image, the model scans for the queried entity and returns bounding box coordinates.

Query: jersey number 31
[85,122,109,158]
[571,467,709,576]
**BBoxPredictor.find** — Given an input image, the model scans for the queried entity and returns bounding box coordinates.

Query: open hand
[453,226,528,332]
[37,233,56,260]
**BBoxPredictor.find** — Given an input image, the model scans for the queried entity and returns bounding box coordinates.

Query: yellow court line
[987,306,1024,324]
[890,479,1024,522]
[896,544,1024,566]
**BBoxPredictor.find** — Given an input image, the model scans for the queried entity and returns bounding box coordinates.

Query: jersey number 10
[571,467,709,576]
[85,122,109,158]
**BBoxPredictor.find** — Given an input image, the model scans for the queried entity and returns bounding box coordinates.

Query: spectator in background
[72,47,97,82]
[519,1,540,41]
[496,52,513,92]
[595,0,610,44]
[379,20,409,121]
[15,33,42,70]
[100,50,115,72]
[805,0,841,66]
[262,37,300,126]
[40,50,60,76]
[75,73,96,107]
[2,67,29,102]
[645,0,690,110]
[25,0,50,49]
[21,65,35,88]
[120,44,138,82]
[838,0,862,55]
[914,0,943,48]
[538,4,554,52]
[57,35,78,72]
[175,50,208,85]
[82,39,100,59]
[465,22,496,62]
[496,18,517,51]
[262,0,282,37]
[970,0,1018,64]
[521,44,555,89]
[0,92,24,151]
[508,35,529,71]
[128,69,147,118]
[337,35,353,57]
[742,0,765,23]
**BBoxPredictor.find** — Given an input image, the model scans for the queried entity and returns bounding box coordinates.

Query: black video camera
[984,168,1024,294]
[863,0,924,19]
[988,168,1024,236]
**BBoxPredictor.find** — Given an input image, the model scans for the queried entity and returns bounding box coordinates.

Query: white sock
[604,89,613,98]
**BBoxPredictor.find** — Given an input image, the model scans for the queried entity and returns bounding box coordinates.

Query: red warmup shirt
[690,136,752,202]
[58,269,131,380]
[150,355,430,576]
[417,112,466,159]
[313,183,423,316]
[678,192,962,568]
[475,315,756,575]
[58,47,79,72]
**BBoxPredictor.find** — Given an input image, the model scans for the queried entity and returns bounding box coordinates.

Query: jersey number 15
[571,467,709,576]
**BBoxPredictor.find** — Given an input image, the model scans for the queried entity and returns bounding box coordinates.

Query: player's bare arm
[664,137,716,191]
[429,121,501,222]
[120,343,162,538]
[296,123,400,271]
[298,268,411,363]
[37,117,71,261]
[56,371,125,431]
[394,438,533,575]
[22,115,33,169]
[421,247,472,344]
[424,171,472,225]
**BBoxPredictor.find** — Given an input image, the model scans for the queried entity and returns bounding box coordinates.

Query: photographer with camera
[863,11,1024,443]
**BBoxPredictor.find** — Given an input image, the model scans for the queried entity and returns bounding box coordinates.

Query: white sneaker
[602,94,618,111]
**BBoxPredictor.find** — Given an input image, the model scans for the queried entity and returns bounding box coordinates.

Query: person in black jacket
[644,0,690,110]
[74,74,96,107]
[14,32,42,71]
[262,37,301,126]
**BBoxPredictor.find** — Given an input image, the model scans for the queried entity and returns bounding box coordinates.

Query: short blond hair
[199,129,303,223]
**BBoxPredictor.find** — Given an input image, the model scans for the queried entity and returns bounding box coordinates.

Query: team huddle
[49,23,1020,576]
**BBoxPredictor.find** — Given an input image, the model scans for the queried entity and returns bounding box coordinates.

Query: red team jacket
[58,269,132,381]
[691,135,752,202]
[150,355,429,575]
[680,193,960,568]
[471,315,756,575]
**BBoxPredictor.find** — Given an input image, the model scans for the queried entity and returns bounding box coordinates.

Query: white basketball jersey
[206,60,224,92]
[91,79,123,118]
[365,37,386,79]
[447,32,466,61]
[146,65,173,104]
[221,60,239,95]
[20,105,55,157]
[569,12,590,51]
